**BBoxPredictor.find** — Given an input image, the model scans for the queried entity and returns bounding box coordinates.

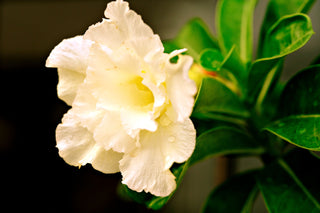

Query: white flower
[46,0,196,197]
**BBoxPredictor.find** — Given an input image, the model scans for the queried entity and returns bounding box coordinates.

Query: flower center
[122,76,154,110]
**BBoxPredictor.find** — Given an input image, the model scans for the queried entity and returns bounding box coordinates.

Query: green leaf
[264,66,320,151]
[252,59,284,116]
[264,115,320,151]
[261,14,314,59]
[248,14,314,104]
[192,77,249,124]
[284,148,320,201]
[199,46,235,72]
[216,0,257,73]
[258,0,316,57]
[279,65,320,117]
[256,152,320,213]
[163,40,180,54]
[173,18,219,61]
[200,49,224,71]
[202,170,259,213]
[189,126,264,166]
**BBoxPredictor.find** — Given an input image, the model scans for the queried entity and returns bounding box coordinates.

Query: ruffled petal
[72,84,105,133]
[166,54,197,122]
[84,0,162,58]
[56,110,122,173]
[94,111,136,153]
[160,117,196,169]
[56,112,95,167]
[119,115,195,197]
[84,19,126,50]
[120,109,157,137]
[46,36,93,105]
[86,44,157,134]
[120,139,176,197]
[104,0,154,40]
[91,148,123,174]
[56,68,85,105]
[86,44,143,111]
[46,36,92,72]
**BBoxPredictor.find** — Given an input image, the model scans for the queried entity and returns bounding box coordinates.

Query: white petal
[104,0,154,39]
[86,44,148,111]
[161,117,196,169]
[127,35,164,59]
[56,113,95,167]
[91,147,123,174]
[56,68,85,105]
[120,143,176,197]
[46,36,92,72]
[46,36,92,105]
[85,44,158,135]
[120,109,157,137]
[166,54,197,122]
[72,84,105,133]
[84,19,126,50]
[94,111,136,153]
[119,116,196,197]
[84,0,162,56]
[56,110,121,173]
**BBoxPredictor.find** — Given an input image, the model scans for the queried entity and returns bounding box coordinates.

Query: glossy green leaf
[264,115,320,151]
[199,46,235,72]
[202,170,259,213]
[279,65,320,117]
[251,59,284,116]
[192,77,250,123]
[248,14,313,104]
[216,0,257,73]
[261,14,314,58]
[258,0,315,57]
[190,126,264,166]
[173,18,219,61]
[266,66,320,150]
[200,49,224,71]
[257,154,320,212]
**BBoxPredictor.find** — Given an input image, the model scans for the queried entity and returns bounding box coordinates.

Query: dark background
[1,0,319,212]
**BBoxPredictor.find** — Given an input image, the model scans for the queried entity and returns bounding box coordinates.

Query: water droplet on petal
[168,136,175,143]
[160,115,172,126]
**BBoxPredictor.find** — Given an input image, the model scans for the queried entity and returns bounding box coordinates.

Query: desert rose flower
[46,0,196,197]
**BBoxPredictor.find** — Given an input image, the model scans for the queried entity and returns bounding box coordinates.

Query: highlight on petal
[120,115,196,197]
